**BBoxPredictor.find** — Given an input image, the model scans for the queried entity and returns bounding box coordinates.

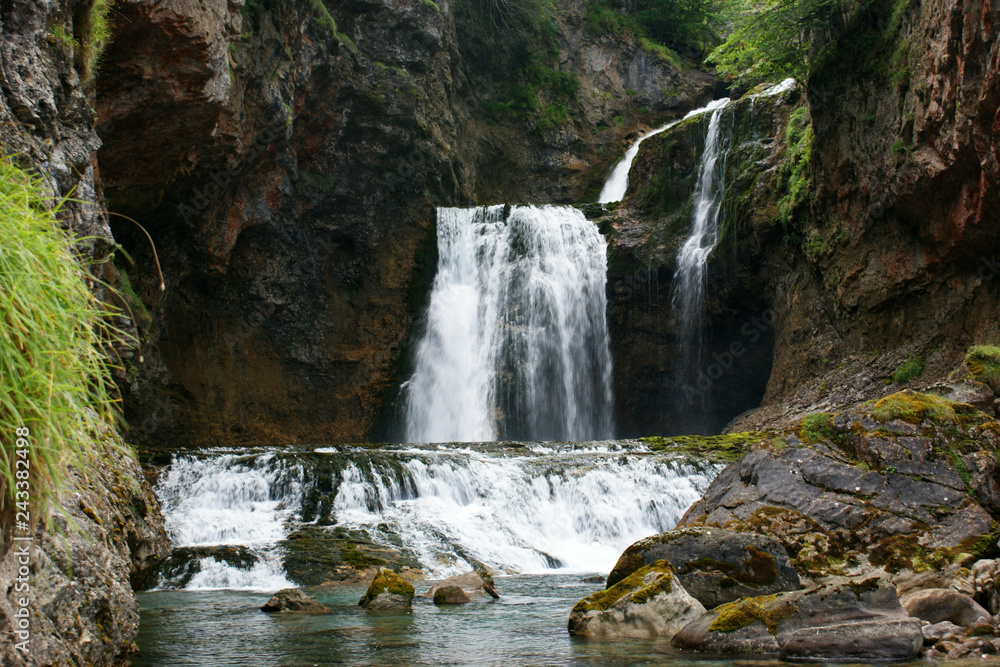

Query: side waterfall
[671,99,731,363]
[403,205,614,443]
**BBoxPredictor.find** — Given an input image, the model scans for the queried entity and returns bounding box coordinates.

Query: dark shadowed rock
[607,527,800,609]
[901,588,993,627]
[433,585,470,605]
[780,619,923,661]
[672,578,921,661]
[569,561,705,638]
[359,568,415,611]
[260,588,330,614]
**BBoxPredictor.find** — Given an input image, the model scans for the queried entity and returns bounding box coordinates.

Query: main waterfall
[403,205,614,443]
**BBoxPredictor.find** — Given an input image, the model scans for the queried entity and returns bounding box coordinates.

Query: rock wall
[0,433,170,666]
[0,1,170,663]
[93,0,714,448]
[609,0,1000,434]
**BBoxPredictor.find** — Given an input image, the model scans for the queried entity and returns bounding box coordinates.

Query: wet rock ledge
[570,386,1000,661]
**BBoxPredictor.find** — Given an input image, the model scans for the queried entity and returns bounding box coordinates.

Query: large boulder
[607,527,800,609]
[260,588,330,614]
[677,402,1000,581]
[672,578,922,661]
[901,588,993,627]
[359,568,415,611]
[569,560,705,639]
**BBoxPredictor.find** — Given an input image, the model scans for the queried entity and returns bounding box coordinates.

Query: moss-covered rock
[966,346,1000,394]
[568,560,705,638]
[672,578,921,660]
[359,568,415,611]
[607,527,800,609]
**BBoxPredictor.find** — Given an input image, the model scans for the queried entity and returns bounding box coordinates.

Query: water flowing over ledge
[403,205,614,443]
[153,443,719,589]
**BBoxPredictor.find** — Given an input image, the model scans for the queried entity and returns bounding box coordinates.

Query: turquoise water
[135,574,715,666]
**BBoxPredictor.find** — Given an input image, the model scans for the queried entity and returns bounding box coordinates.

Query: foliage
[777,105,814,224]
[75,0,116,83]
[117,268,152,333]
[871,391,970,424]
[708,0,863,89]
[586,0,724,56]
[0,156,129,524]
[890,355,923,384]
[797,412,836,443]
[965,345,1000,393]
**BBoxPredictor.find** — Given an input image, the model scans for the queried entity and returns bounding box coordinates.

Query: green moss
[891,355,924,384]
[75,0,115,83]
[846,577,882,599]
[777,105,814,225]
[117,268,152,333]
[341,543,386,569]
[871,390,971,424]
[573,560,674,613]
[606,548,645,588]
[640,432,763,464]
[708,594,798,634]
[965,345,1000,393]
[367,568,414,598]
[797,412,837,444]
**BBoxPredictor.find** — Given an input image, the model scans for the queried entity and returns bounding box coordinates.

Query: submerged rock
[608,527,800,608]
[672,578,922,661]
[568,560,705,639]
[901,588,993,627]
[433,585,471,605]
[359,568,415,611]
[260,588,330,614]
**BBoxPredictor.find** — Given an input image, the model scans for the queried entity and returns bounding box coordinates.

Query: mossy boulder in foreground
[358,568,415,611]
[568,560,705,638]
[672,578,922,661]
[607,527,800,608]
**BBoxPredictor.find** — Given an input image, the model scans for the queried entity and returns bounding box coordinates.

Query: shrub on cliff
[0,156,128,530]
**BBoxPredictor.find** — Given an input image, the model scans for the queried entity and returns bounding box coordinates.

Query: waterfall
[671,98,731,398]
[154,444,718,587]
[599,122,678,203]
[403,205,614,443]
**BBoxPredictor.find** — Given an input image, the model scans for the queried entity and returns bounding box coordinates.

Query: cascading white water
[597,98,738,204]
[599,122,678,203]
[155,454,302,590]
[403,205,614,443]
[326,444,714,577]
[671,98,731,371]
[154,445,717,586]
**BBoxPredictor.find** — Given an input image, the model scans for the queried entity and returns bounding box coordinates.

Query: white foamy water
[597,97,733,204]
[329,447,715,578]
[155,454,301,591]
[672,98,731,372]
[403,205,614,443]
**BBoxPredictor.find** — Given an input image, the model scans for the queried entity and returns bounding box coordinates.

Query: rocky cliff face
[0,433,170,667]
[608,0,1000,434]
[0,1,170,663]
[93,0,714,448]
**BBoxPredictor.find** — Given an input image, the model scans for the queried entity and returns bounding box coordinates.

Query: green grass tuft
[0,155,131,527]
[966,345,1000,393]
[75,0,115,83]
[890,355,923,384]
